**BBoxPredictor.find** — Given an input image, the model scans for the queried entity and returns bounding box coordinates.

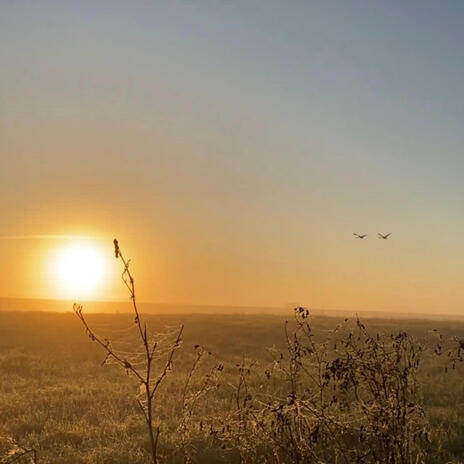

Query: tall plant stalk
[74,239,183,464]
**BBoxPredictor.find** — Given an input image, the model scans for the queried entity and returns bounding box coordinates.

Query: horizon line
[0,296,462,320]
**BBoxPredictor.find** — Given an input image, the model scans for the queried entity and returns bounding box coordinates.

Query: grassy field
[1,311,464,463]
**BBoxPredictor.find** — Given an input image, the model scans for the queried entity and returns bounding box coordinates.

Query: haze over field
[2,1,464,315]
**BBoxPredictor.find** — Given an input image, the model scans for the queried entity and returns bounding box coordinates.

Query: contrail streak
[0,235,106,241]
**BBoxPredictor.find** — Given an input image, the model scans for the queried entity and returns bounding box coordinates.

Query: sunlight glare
[52,243,108,299]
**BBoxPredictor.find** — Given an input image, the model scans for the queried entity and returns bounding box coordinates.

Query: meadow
[0,310,464,463]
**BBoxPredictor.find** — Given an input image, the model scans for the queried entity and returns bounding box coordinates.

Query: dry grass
[0,311,463,462]
[1,243,464,462]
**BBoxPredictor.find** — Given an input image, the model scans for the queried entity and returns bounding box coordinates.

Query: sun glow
[51,243,108,299]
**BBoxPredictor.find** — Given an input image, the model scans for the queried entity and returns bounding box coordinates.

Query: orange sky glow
[2,2,464,315]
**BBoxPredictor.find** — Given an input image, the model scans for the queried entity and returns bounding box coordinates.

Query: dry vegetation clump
[176,345,224,463]
[187,309,432,464]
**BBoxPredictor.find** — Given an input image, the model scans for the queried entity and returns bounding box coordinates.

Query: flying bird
[353,233,368,239]
[378,233,391,239]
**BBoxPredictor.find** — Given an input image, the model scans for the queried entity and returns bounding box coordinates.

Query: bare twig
[74,239,183,464]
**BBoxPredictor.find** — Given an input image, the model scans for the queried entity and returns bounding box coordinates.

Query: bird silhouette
[353,233,368,239]
[378,233,391,239]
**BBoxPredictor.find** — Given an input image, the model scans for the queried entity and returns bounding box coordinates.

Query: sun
[51,243,108,299]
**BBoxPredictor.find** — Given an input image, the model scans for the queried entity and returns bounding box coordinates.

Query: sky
[1,1,464,314]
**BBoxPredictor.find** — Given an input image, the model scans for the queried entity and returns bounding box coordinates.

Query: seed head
[113,238,120,258]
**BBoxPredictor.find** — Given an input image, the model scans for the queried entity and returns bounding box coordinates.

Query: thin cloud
[0,235,105,241]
